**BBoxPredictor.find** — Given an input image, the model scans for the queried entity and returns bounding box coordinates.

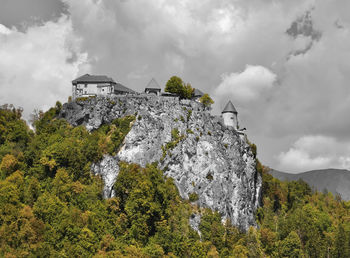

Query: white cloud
[0,24,12,35]
[214,65,277,102]
[2,0,350,172]
[278,135,350,173]
[0,16,89,118]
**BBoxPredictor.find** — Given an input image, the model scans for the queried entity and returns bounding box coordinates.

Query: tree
[0,154,20,179]
[333,223,349,258]
[183,83,194,99]
[165,76,193,99]
[199,93,214,107]
[245,227,264,257]
[278,231,303,257]
[199,209,225,252]
[165,76,184,96]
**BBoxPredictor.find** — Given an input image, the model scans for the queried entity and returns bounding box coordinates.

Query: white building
[72,74,135,99]
[222,100,238,129]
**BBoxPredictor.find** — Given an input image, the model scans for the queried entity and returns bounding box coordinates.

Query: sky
[0,0,350,173]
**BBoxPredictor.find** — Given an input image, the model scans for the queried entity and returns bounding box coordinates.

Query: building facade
[72,74,134,99]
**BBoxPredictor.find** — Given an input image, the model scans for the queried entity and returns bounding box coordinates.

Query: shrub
[76,96,96,102]
[199,94,214,107]
[187,109,192,121]
[189,192,199,202]
[206,173,213,181]
[186,129,194,134]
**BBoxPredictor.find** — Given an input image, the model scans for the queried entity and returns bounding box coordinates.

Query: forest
[0,103,350,257]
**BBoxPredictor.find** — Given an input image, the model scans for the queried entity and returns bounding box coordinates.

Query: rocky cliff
[59,95,262,231]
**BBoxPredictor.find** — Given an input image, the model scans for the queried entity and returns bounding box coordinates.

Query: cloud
[62,0,303,92]
[0,0,68,31]
[277,135,350,173]
[2,0,350,172]
[0,16,89,118]
[0,24,11,35]
[214,65,277,102]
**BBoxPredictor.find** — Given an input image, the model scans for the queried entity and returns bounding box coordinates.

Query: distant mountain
[269,169,350,201]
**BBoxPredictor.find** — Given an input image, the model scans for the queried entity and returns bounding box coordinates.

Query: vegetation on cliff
[165,76,194,99]
[199,93,214,107]
[0,103,350,257]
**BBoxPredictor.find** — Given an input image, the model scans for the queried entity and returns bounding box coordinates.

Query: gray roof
[115,83,136,94]
[222,101,237,114]
[193,88,204,97]
[145,78,161,90]
[72,74,116,84]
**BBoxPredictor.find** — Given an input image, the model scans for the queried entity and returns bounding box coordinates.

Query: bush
[199,94,214,107]
[206,173,213,181]
[187,109,192,120]
[186,129,194,134]
[189,192,199,202]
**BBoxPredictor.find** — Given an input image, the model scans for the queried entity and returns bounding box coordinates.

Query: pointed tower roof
[222,100,237,114]
[193,88,204,97]
[146,78,161,89]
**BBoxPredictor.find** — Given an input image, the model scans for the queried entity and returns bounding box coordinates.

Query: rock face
[60,95,262,230]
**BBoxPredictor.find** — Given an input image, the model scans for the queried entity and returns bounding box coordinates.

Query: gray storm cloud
[1,0,350,172]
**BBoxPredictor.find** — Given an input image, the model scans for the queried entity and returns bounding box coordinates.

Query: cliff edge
[59,95,262,230]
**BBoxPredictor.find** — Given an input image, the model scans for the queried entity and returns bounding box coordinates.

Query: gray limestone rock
[59,95,262,231]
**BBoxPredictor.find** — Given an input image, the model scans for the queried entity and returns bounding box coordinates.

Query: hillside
[1,100,350,257]
[269,169,350,200]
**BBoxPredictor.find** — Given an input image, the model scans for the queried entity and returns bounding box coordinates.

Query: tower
[222,100,238,129]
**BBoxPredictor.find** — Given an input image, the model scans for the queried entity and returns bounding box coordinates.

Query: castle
[72,74,240,130]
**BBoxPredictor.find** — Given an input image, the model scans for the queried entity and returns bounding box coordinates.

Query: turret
[222,100,238,129]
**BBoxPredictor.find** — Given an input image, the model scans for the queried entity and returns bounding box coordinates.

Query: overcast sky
[1,0,350,173]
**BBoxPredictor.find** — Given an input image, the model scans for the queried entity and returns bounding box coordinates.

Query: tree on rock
[165,76,184,96]
[165,76,193,99]
[199,93,214,107]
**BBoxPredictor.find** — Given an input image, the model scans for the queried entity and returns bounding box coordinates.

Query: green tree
[333,223,349,258]
[245,227,264,257]
[199,209,225,252]
[278,231,303,257]
[0,154,20,179]
[183,83,194,99]
[199,93,214,107]
[165,76,194,99]
[165,76,184,96]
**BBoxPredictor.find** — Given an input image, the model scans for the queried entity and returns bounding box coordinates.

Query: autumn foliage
[0,103,350,257]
